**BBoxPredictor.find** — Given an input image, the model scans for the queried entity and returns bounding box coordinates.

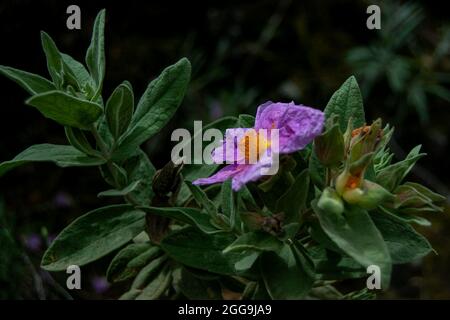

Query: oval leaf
[161,227,239,275]
[106,81,134,139]
[324,76,365,131]
[0,65,55,95]
[312,200,392,288]
[0,144,105,177]
[85,9,106,91]
[26,91,103,129]
[114,58,191,160]
[41,205,145,271]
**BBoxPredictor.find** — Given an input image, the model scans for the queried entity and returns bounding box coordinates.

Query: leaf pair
[0,10,106,130]
[112,58,191,160]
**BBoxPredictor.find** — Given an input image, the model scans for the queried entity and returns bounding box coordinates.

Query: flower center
[238,130,271,164]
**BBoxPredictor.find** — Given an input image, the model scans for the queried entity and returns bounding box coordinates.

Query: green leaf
[376,145,425,191]
[234,251,260,271]
[238,114,255,128]
[275,169,309,224]
[378,206,432,227]
[65,127,99,156]
[85,9,106,92]
[139,206,219,234]
[40,31,64,86]
[237,186,259,212]
[0,65,55,95]
[221,179,236,228]
[308,245,367,280]
[178,268,222,299]
[260,243,315,299]
[119,289,141,300]
[309,150,326,188]
[61,53,93,88]
[314,121,345,167]
[223,231,282,254]
[131,255,168,290]
[186,182,217,218]
[106,243,158,283]
[41,205,145,271]
[122,149,156,205]
[106,81,134,139]
[135,265,172,300]
[98,180,142,197]
[177,166,218,205]
[0,144,104,177]
[324,76,365,131]
[97,114,114,147]
[161,227,239,275]
[371,211,432,264]
[114,58,191,160]
[398,182,446,204]
[312,200,392,288]
[26,90,103,129]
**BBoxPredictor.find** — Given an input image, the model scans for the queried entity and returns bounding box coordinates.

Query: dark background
[0,0,449,299]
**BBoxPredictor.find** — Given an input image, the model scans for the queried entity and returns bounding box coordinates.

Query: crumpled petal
[255,101,324,153]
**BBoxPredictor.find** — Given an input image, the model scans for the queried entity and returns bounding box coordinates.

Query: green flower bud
[335,170,362,196]
[348,119,383,164]
[318,187,344,215]
[152,161,183,197]
[342,180,394,210]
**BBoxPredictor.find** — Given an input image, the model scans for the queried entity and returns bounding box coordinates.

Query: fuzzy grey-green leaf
[371,211,432,264]
[85,9,106,91]
[324,76,365,131]
[106,243,155,283]
[0,144,105,177]
[0,65,55,95]
[65,127,99,156]
[26,90,103,129]
[114,58,191,160]
[41,205,145,271]
[312,200,392,288]
[106,81,134,139]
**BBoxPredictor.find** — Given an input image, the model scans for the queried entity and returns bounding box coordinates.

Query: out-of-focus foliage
[347,1,450,124]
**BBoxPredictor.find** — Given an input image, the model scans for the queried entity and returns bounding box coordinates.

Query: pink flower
[193,101,324,190]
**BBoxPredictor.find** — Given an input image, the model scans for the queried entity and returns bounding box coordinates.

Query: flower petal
[192,164,243,186]
[231,153,275,190]
[255,102,324,153]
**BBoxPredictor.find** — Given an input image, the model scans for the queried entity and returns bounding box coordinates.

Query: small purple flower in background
[91,276,110,294]
[193,101,324,190]
[52,191,73,208]
[23,233,42,252]
[209,100,224,119]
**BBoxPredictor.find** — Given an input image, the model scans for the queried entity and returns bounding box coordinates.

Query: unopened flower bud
[318,187,344,215]
[342,180,393,210]
[335,170,362,196]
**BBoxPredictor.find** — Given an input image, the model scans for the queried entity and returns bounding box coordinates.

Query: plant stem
[90,124,140,207]
[90,124,118,182]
